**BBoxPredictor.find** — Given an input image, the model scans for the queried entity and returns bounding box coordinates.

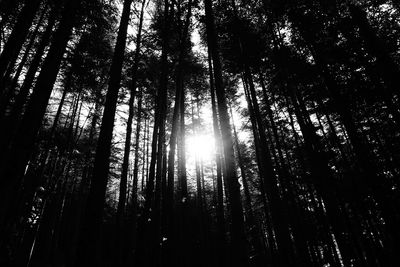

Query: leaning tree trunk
[230,105,266,265]
[245,64,294,266]
[75,0,133,265]
[0,0,81,239]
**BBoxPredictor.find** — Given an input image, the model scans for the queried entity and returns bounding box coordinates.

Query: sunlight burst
[186,134,215,162]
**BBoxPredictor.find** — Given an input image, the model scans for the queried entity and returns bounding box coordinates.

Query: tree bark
[115,1,145,263]
[136,1,170,266]
[76,0,133,264]
[204,0,248,264]
[230,105,266,265]
[207,48,226,265]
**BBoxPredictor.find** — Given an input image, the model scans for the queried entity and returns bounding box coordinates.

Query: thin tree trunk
[136,1,170,266]
[245,66,294,265]
[163,2,192,264]
[230,105,266,264]
[141,116,148,192]
[130,86,143,241]
[242,75,278,263]
[115,1,145,263]
[207,47,226,266]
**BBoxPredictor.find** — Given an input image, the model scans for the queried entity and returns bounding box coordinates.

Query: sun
[186,133,215,163]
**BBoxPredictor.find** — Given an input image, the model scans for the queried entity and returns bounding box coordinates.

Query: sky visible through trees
[0,0,400,266]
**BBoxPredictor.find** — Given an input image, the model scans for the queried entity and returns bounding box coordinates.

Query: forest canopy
[0,0,400,266]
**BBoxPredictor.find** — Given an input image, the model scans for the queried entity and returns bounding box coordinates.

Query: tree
[204,0,248,265]
[76,0,133,264]
[116,0,146,264]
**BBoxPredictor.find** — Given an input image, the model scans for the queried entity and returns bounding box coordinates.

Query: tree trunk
[207,47,226,266]
[204,0,248,264]
[230,105,266,265]
[136,1,170,266]
[245,66,294,265]
[130,85,143,243]
[76,0,132,264]
[141,116,148,192]
[115,0,145,263]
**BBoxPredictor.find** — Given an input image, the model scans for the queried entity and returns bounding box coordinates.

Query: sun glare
[186,134,215,162]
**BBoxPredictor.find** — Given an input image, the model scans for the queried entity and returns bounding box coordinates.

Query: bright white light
[186,134,215,162]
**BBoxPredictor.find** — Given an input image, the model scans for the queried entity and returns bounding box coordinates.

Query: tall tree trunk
[115,1,145,263]
[163,3,192,264]
[66,90,100,266]
[191,95,205,264]
[242,75,279,264]
[177,50,189,267]
[145,111,150,189]
[164,69,180,264]
[230,105,266,265]
[141,116,148,192]
[207,47,226,266]
[130,86,143,246]
[76,0,133,265]
[136,1,170,266]
[245,66,294,265]
[204,0,248,264]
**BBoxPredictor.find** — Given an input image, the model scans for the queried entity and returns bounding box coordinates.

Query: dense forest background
[0,0,400,266]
